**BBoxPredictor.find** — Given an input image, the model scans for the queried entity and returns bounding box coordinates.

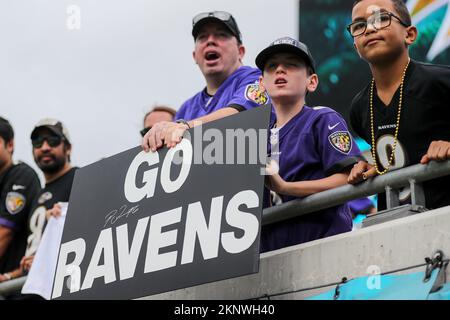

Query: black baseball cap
[192,11,242,44]
[255,37,316,73]
[30,118,71,144]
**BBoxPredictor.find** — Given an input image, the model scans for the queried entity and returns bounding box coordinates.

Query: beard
[35,153,67,175]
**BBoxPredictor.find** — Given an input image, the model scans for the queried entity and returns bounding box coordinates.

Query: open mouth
[204,51,220,62]
[275,78,287,85]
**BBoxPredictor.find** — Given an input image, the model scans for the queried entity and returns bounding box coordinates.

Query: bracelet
[176,119,191,129]
[3,273,12,280]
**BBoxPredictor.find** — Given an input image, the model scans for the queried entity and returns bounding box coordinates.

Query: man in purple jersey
[255,37,363,252]
[142,11,268,152]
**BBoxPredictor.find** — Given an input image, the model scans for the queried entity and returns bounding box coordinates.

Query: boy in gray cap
[257,37,362,252]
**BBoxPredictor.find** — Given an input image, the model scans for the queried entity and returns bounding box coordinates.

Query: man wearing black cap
[142,11,268,152]
[256,37,362,252]
[0,117,41,282]
[1,118,77,284]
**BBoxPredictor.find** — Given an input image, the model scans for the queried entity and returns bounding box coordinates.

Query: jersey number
[26,205,47,256]
[376,134,410,202]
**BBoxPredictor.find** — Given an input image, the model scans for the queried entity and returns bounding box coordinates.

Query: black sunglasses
[32,135,63,148]
[140,127,151,137]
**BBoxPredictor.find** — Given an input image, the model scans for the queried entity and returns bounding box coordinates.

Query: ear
[238,44,245,62]
[405,26,418,46]
[258,75,266,93]
[192,50,198,65]
[6,139,14,154]
[64,143,72,155]
[307,74,319,93]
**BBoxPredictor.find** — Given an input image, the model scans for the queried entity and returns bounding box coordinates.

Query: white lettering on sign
[52,190,260,299]
[144,207,182,273]
[124,139,193,203]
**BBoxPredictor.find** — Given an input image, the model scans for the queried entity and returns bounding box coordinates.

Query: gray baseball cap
[192,11,242,44]
[30,118,71,144]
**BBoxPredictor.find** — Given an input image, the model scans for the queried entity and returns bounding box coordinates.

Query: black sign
[51,106,271,299]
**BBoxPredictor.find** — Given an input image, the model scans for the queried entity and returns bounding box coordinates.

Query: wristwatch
[176,119,190,129]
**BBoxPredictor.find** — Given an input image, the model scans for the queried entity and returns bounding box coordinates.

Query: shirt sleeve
[174,103,187,121]
[313,111,363,176]
[0,165,41,231]
[225,73,270,111]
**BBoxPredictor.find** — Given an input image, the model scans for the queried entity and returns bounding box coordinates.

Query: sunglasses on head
[192,11,232,26]
[140,127,151,137]
[32,135,63,148]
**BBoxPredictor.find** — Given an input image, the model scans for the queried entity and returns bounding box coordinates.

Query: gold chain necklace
[370,59,410,175]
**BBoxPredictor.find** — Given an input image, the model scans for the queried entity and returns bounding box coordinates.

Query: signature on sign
[104,204,140,228]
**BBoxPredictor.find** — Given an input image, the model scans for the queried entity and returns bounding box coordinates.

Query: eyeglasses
[140,127,151,137]
[32,136,63,148]
[192,11,232,26]
[347,11,410,37]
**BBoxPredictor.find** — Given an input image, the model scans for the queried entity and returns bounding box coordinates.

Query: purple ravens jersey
[175,66,268,121]
[261,106,362,252]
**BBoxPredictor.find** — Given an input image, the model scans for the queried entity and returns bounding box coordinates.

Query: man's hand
[162,123,189,149]
[420,140,450,164]
[20,255,35,273]
[46,203,62,220]
[142,121,188,152]
[348,161,377,184]
[141,121,172,152]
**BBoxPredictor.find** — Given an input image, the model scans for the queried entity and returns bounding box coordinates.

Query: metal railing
[0,276,27,298]
[262,160,450,225]
[1,160,449,298]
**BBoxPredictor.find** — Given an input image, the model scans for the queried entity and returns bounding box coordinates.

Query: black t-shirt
[25,167,77,257]
[0,162,41,273]
[350,60,450,210]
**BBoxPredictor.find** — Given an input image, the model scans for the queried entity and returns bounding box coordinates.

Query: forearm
[3,267,24,280]
[187,107,239,128]
[282,173,349,198]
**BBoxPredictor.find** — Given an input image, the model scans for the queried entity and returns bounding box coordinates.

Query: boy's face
[260,53,317,103]
[351,0,415,63]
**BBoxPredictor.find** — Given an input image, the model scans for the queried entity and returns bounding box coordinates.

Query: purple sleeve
[314,110,362,175]
[226,78,270,111]
[174,103,187,121]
